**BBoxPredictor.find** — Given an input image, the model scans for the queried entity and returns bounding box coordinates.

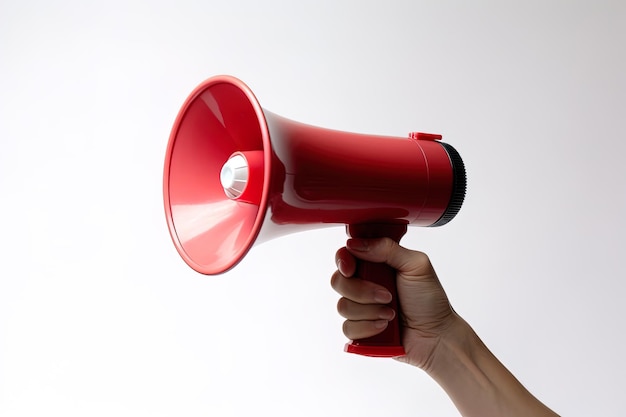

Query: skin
[331,237,559,417]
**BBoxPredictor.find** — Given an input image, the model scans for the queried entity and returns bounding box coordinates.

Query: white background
[1,1,625,416]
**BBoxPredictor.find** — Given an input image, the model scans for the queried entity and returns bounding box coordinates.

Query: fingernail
[347,238,369,251]
[379,309,395,321]
[374,289,392,304]
[374,320,389,329]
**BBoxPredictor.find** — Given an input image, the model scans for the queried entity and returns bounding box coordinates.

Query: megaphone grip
[344,223,407,357]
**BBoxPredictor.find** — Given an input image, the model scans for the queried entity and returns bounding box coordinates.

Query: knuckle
[411,249,429,263]
[336,298,350,316]
[330,270,342,291]
[342,320,382,340]
[342,320,353,338]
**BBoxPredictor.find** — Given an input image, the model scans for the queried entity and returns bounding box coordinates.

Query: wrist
[423,314,490,385]
[423,314,559,417]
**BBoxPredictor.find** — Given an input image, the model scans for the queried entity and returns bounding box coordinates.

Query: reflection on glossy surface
[171,200,259,273]
[172,200,236,244]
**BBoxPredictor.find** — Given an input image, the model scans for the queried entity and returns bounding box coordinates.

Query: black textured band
[430,142,467,227]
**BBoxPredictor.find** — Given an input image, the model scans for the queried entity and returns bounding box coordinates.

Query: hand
[331,237,459,369]
[331,238,560,417]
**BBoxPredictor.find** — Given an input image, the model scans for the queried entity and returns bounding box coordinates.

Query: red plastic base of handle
[344,342,406,358]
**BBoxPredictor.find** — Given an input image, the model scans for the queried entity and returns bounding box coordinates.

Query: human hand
[331,237,459,369]
[332,238,561,416]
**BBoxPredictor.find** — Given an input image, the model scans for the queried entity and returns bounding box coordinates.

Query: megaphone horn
[163,75,466,357]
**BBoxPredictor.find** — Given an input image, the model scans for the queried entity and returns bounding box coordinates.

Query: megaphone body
[163,75,466,357]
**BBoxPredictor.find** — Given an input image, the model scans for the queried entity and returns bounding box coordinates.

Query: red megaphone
[163,75,466,357]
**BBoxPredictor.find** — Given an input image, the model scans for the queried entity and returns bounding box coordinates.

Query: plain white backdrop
[1,1,625,416]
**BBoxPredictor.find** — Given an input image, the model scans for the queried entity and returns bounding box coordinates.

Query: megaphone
[163,75,466,357]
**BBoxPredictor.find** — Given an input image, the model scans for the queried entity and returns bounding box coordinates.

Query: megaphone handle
[344,223,408,357]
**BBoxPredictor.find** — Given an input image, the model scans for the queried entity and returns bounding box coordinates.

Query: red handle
[344,223,407,357]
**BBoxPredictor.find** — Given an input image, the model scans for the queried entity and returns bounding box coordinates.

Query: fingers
[330,268,392,305]
[346,237,433,278]
[336,297,395,321]
[331,256,396,340]
[336,295,395,340]
[342,317,391,340]
[334,247,356,278]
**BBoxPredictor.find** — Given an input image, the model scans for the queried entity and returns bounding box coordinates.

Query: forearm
[424,316,559,417]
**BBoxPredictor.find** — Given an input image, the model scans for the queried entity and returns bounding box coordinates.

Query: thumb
[346,238,433,278]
